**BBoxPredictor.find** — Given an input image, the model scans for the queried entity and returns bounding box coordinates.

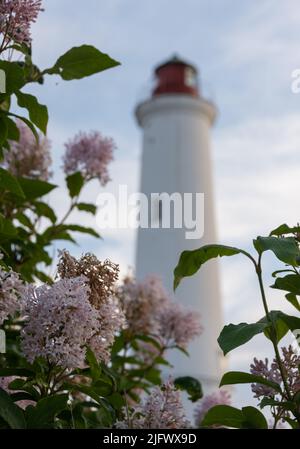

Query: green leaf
[254,236,300,266]
[8,379,27,391]
[34,201,57,223]
[285,293,300,312]
[16,91,48,134]
[107,392,125,410]
[76,203,97,215]
[45,45,120,80]
[276,311,300,332]
[49,230,77,243]
[93,379,114,397]
[0,387,26,429]
[66,172,84,198]
[0,214,18,237]
[218,321,268,355]
[201,405,244,428]
[86,347,101,381]
[271,274,300,295]
[15,212,32,229]
[134,334,162,351]
[259,310,300,342]
[62,383,102,404]
[174,244,251,290]
[220,371,281,393]
[241,406,268,429]
[0,61,25,94]
[26,394,68,429]
[0,116,8,145]
[144,368,161,385]
[201,404,268,429]
[174,377,203,402]
[263,316,289,344]
[66,224,100,238]
[18,177,57,199]
[0,368,34,378]
[270,224,300,236]
[0,167,24,198]
[6,117,20,141]
[7,112,39,143]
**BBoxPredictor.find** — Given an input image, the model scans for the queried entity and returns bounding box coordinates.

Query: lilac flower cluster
[0,264,25,325]
[4,120,52,180]
[116,275,170,336]
[57,251,125,364]
[63,131,115,185]
[250,357,282,399]
[250,346,300,399]
[21,250,126,369]
[118,379,190,429]
[193,389,231,427]
[157,303,202,350]
[117,275,202,350]
[0,0,43,46]
[21,276,102,369]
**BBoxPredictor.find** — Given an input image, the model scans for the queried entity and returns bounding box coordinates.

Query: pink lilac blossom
[118,379,190,429]
[0,265,25,325]
[250,346,300,399]
[0,0,43,46]
[21,276,107,369]
[63,131,115,185]
[117,275,202,351]
[56,251,125,363]
[89,296,126,364]
[194,390,231,427]
[157,303,202,350]
[4,120,52,180]
[250,357,282,399]
[116,275,171,336]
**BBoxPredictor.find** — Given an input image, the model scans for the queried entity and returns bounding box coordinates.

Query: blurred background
[24,0,300,409]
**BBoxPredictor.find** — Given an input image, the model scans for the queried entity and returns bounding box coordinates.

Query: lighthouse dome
[153,54,199,97]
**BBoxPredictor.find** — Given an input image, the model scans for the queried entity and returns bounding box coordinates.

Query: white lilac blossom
[4,120,52,180]
[193,390,231,427]
[118,379,190,429]
[63,131,115,185]
[0,0,43,46]
[0,265,25,325]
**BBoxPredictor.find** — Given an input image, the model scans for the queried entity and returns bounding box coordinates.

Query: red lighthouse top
[153,55,199,98]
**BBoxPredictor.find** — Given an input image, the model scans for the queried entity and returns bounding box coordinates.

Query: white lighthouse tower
[135,56,225,394]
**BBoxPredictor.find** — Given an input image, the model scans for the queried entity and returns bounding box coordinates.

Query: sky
[21,0,300,410]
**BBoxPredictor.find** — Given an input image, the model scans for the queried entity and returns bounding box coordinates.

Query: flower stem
[256,255,300,425]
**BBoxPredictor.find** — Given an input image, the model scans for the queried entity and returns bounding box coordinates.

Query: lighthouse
[135,56,225,395]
